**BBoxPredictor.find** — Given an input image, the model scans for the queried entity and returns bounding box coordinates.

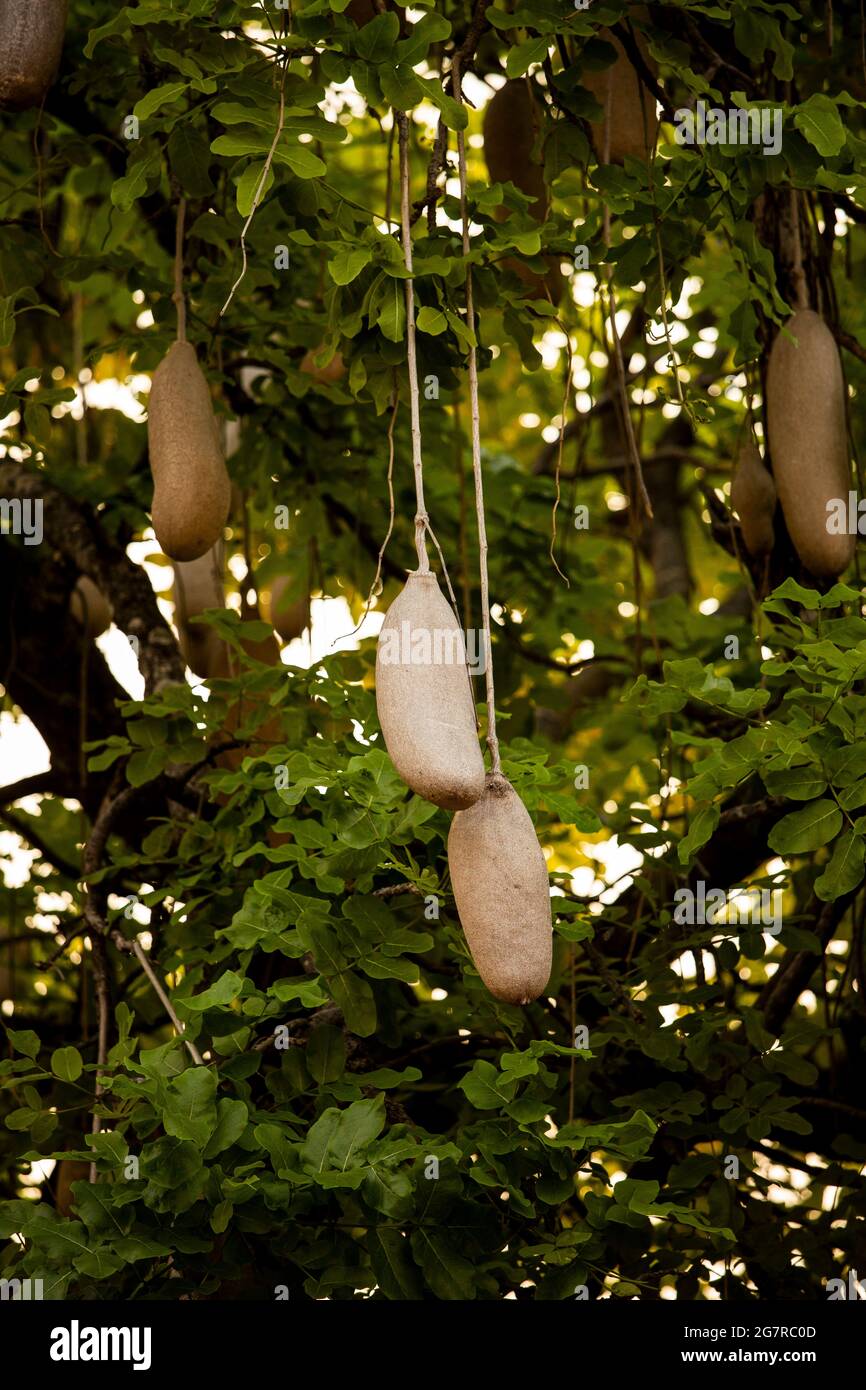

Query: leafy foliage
[2,0,866,1301]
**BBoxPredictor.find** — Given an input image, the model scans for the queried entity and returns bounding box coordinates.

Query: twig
[790,187,809,312]
[397,112,430,573]
[88,933,110,1183]
[173,197,187,343]
[340,387,399,642]
[131,939,204,1066]
[838,329,866,364]
[0,772,62,808]
[549,318,573,586]
[0,808,80,879]
[454,56,499,774]
[219,46,288,318]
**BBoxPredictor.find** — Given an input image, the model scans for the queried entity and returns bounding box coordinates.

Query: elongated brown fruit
[766,309,855,579]
[301,347,346,385]
[375,572,485,810]
[483,80,563,304]
[69,576,112,638]
[148,341,231,563]
[56,1159,89,1217]
[484,80,549,219]
[173,545,227,680]
[448,772,552,1004]
[269,575,310,642]
[216,597,283,775]
[584,28,658,164]
[731,440,776,558]
[346,0,377,23]
[0,0,67,109]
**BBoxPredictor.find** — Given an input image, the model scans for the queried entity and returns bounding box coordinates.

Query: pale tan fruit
[268,575,311,642]
[345,0,384,24]
[69,576,112,638]
[731,440,776,558]
[584,28,658,164]
[483,80,563,305]
[766,309,855,579]
[0,0,67,110]
[300,348,345,385]
[173,545,227,680]
[375,572,485,810]
[214,597,283,774]
[448,772,552,1004]
[484,79,550,220]
[56,1159,89,1217]
[148,341,231,563]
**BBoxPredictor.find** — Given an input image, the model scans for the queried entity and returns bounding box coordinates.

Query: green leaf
[410,1229,476,1300]
[181,971,244,1012]
[379,65,424,110]
[505,36,551,78]
[301,1097,386,1173]
[768,799,843,855]
[329,246,373,286]
[416,306,448,335]
[815,830,866,902]
[51,1047,83,1083]
[353,11,400,62]
[111,154,159,212]
[458,1060,517,1109]
[133,82,188,121]
[6,1029,40,1059]
[369,1228,424,1299]
[235,160,274,216]
[307,1023,346,1083]
[678,805,721,864]
[162,1068,218,1146]
[794,96,847,158]
[763,767,827,801]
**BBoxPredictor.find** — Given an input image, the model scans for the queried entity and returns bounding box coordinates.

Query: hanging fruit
[69,576,112,639]
[0,0,67,110]
[173,545,227,680]
[376,572,485,810]
[482,79,563,304]
[583,27,658,164]
[731,439,777,558]
[148,340,231,563]
[766,309,855,579]
[448,773,553,1004]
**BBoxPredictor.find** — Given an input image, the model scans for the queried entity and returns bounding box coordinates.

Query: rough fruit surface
[269,575,310,642]
[483,79,562,303]
[375,572,485,810]
[69,576,112,638]
[584,28,658,164]
[766,309,854,579]
[731,440,776,558]
[484,79,549,219]
[173,546,226,680]
[448,773,553,1004]
[0,0,67,109]
[148,341,231,563]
